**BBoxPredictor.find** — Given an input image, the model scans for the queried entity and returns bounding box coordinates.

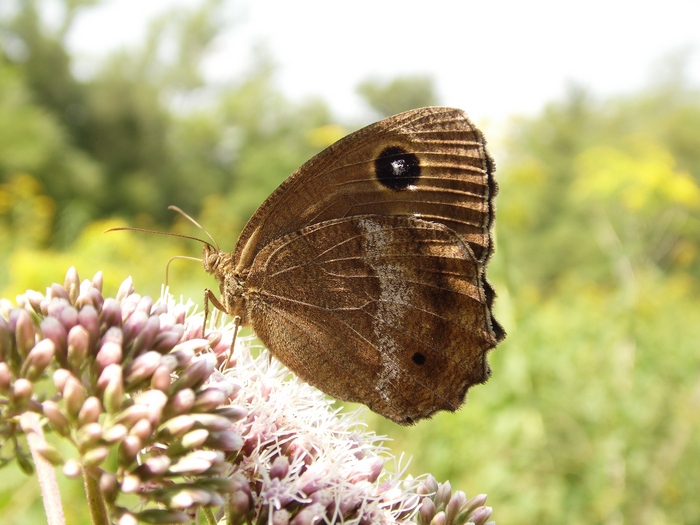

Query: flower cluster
[0,268,495,525]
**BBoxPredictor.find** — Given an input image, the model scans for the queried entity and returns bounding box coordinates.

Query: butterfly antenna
[165,255,202,286]
[168,205,219,250]
[104,226,210,246]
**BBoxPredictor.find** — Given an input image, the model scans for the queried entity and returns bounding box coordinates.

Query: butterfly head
[201,243,249,321]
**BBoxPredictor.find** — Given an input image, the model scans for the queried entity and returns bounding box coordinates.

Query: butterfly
[200,107,505,425]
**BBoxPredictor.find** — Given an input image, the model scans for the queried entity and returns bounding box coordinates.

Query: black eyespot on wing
[375,146,420,190]
[412,352,426,365]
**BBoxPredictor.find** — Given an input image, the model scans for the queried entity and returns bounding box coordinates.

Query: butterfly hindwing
[244,214,496,424]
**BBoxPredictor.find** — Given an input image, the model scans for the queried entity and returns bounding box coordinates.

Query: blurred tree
[356,74,439,118]
[0,0,340,295]
[1,0,231,244]
[497,75,700,295]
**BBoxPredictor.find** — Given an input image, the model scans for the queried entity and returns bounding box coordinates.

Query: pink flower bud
[116,277,134,302]
[228,490,252,523]
[189,413,234,432]
[100,364,124,414]
[172,355,216,392]
[270,456,290,480]
[289,502,326,525]
[95,341,123,372]
[78,396,103,425]
[136,455,171,478]
[115,404,149,429]
[135,296,153,316]
[91,271,103,293]
[206,430,243,452]
[77,422,103,449]
[464,493,488,514]
[211,405,247,422]
[42,400,70,435]
[14,309,36,359]
[158,415,195,439]
[58,305,79,332]
[168,388,196,414]
[468,506,493,525]
[0,363,12,391]
[123,351,161,386]
[420,498,437,523]
[49,283,70,302]
[82,445,109,466]
[13,378,33,402]
[119,436,142,465]
[53,368,71,392]
[129,418,153,441]
[21,338,55,381]
[77,305,100,352]
[40,316,67,361]
[418,475,439,496]
[67,325,90,369]
[63,459,82,478]
[153,326,184,351]
[103,424,128,444]
[122,311,148,347]
[168,453,215,476]
[446,490,467,523]
[434,481,451,507]
[120,473,141,494]
[192,386,227,412]
[63,375,86,419]
[150,364,173,392]
[133,389,167,425]
[100,299,123,330]
[181,428,209,450]
[63,267,80,304]
[100,472,118,501]
[429,510,447,525]
[129,316,160,356]
[24,290,44,314]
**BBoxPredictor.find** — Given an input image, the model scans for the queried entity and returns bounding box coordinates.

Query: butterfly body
[203,107,504,425]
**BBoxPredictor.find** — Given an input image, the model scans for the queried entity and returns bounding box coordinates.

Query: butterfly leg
[203,288,227,337]
[223,316,241,369]
[204,288,241,369]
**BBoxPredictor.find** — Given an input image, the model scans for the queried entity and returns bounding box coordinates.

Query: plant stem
[20,412,65,525]
[84,466,110,525]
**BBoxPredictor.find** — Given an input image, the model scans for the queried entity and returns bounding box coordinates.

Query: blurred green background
[2,1,700,524]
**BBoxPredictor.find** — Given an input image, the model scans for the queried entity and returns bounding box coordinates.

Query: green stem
[202,505,218,525]
[84,466,110,525]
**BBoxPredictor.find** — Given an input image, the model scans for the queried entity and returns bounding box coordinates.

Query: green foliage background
[2,2,699,524]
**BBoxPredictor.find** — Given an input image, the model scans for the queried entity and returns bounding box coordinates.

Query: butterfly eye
[204,251,219,269]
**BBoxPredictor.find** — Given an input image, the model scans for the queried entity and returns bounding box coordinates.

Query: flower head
[0,268,494,524]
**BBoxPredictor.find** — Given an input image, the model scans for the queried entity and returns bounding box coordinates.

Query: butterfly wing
[244,214,497,424]
[233,107,498,275]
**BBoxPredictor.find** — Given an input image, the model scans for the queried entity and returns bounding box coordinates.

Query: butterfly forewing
[232,107,496,273]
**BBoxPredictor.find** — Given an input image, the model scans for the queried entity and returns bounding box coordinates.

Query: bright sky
[67,0,700,130]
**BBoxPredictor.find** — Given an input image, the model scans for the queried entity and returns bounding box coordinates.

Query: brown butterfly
[201,107,505,425]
